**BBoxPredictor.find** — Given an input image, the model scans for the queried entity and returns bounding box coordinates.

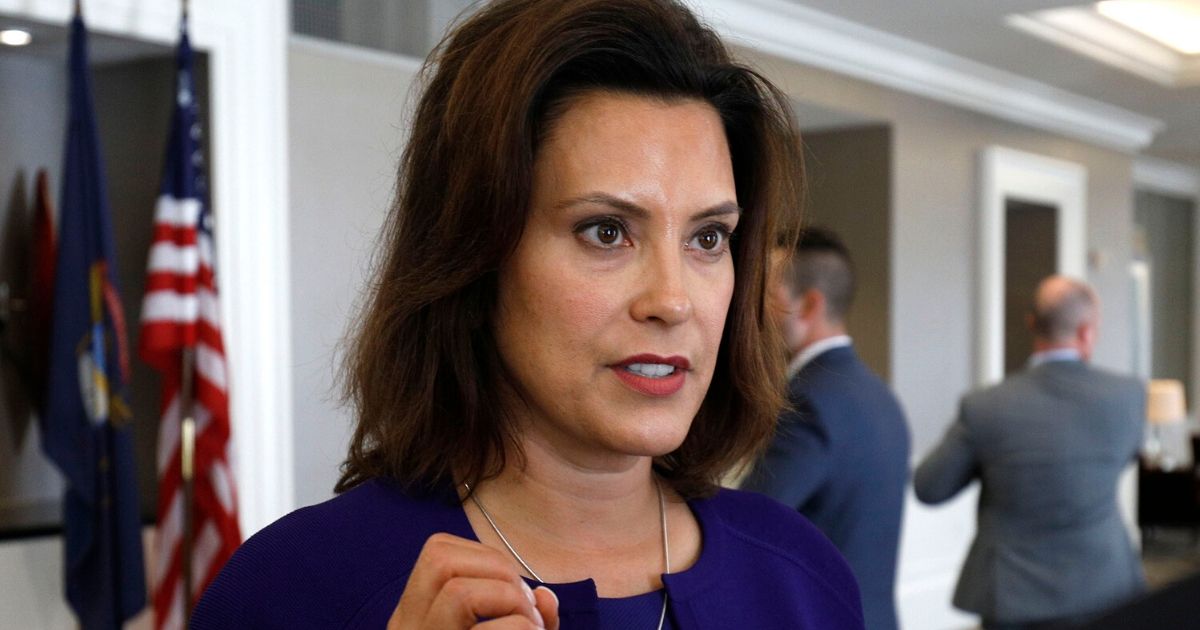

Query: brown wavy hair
[336,0,803,499]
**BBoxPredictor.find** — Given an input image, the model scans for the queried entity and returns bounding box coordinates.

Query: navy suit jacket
[743,346,911,630]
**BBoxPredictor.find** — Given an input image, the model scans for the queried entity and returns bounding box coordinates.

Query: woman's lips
[610,354,689,396]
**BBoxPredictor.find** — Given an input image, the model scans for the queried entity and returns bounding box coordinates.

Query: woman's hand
[387,533,560,629]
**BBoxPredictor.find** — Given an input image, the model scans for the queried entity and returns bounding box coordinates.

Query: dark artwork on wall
[0,168,64,537]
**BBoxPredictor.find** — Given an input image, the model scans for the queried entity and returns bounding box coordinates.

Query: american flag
[139,16,241,629]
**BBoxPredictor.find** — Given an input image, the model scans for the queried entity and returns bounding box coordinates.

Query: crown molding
[692,0,1164,153]
[1134,157,1200,199]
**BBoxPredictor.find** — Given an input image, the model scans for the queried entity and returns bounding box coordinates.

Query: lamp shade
[1147,379,1187,425]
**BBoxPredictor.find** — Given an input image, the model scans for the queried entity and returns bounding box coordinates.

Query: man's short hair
[778,226,856,322]
[1030,277,1098,342]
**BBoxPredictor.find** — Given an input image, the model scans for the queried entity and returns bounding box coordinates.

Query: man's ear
[800,288,826,321]
[1078,321,1097,350]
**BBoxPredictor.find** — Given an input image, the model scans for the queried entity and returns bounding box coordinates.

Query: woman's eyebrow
[555,193,648,218]
[693,202,742,221]
[555,193,741,220]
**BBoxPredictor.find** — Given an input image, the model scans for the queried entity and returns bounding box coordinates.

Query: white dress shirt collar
[787,335,853,379]
[1029,347,1082,367]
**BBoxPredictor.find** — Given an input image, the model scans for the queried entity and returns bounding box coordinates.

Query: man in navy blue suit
[743,227,911,630]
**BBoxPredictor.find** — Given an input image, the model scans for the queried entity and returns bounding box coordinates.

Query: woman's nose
[628,249,693,326]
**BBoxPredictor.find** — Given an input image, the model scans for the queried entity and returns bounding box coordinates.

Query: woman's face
[494,91,738,467]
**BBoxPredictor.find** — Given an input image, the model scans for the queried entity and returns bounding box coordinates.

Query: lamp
[1148,379,1187,425]
[1144,379,1190,470]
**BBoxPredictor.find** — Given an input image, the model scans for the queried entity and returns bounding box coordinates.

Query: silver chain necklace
[463,480,671,630]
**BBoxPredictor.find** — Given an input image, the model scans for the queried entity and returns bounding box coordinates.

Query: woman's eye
[690,226,731,252]
[578,220,628,248]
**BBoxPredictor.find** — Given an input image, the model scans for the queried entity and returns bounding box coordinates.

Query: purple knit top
[192,478,863,629]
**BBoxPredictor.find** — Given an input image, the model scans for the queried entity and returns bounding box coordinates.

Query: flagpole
[180,346,196,627]
[178,1,197,624]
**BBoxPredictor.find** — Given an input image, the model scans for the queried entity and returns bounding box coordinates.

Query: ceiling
[782,0,1199,165]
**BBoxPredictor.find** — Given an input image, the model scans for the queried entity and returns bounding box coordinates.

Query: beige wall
[1135,190,1196,404]
[802,125,892,381]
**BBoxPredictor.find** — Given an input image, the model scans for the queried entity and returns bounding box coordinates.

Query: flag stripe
[141,288,221,328]
[154,196,202,227]
[147,242,200,275]
[195,343,227,391]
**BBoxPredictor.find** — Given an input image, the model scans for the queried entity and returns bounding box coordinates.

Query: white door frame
[977,146,1088,386]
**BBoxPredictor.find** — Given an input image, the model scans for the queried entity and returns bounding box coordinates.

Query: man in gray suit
[915,276,1146,630]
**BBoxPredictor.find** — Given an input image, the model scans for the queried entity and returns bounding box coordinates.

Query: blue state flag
[42,11,147,629]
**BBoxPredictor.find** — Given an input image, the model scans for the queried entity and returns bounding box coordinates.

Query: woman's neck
[462,434,700,597]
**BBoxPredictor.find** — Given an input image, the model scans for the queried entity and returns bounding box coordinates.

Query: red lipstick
[610,354,690,397]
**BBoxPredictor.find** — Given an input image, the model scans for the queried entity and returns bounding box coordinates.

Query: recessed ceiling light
[1008,4,1200,86]
[1096,1,1200,55]
[0,29,33,47]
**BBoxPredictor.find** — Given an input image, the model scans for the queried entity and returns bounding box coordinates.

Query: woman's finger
[390,533,529,629]
[425,577,544,628]
[533,586,560,630]
[401,533,523,609]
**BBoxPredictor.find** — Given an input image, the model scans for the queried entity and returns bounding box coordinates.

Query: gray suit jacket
[914,360,1146,623]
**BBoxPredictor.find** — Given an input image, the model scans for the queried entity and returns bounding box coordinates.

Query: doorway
[977,146,1087,385]
[1004,199,1059,374]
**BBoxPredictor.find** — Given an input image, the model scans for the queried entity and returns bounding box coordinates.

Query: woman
[192,0,862,628]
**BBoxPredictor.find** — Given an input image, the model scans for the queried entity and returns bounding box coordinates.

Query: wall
[801,125,892,380]
[1135,190,1196,405]
[287,38,420,509]
[740,47,1139,629]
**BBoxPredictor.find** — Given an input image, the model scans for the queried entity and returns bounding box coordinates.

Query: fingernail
[535,585,558,607]
[520,579,536,605]
[532,605,546,628]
